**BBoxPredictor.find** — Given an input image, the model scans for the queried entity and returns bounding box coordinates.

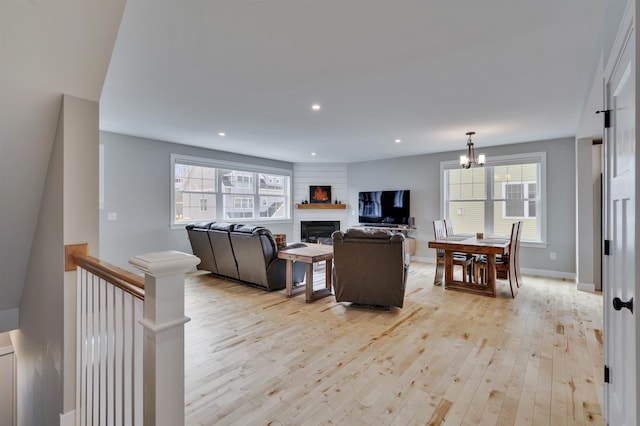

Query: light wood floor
[184,261,604,426]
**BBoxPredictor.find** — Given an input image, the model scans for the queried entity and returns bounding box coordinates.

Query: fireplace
[301,221,340,245]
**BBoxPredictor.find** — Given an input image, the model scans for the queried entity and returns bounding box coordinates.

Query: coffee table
[277,244,334,302]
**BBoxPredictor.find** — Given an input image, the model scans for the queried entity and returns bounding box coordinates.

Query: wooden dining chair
[444,219,454,237]
[443,218,475,260]
[514,220,523,288]
[474,221,520,298]
[432,220,474,285]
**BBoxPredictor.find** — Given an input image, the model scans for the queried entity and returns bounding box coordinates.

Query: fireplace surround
[300,221,340,245]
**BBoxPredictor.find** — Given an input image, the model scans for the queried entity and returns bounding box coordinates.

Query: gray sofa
[332,228,409,308]
[186,222,306,291]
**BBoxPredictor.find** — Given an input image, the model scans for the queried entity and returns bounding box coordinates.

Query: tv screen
[358,190,411,226]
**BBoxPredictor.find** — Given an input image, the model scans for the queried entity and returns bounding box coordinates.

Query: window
[502,182,536,218]
[174,163,216,223]
[171,154,291,225]
[441,152,546,244]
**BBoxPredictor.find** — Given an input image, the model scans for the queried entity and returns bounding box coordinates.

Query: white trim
[521,241,548,249]
[441,151,547,244]
[170,153,293,226]
[59,410,75,426]
[412,255,435,263]
[99,144,105,210]
[441,151,547,170]
[139,316,191,333]
[576,282,596,293]
[171,153,292,175]
[519,267,575,281]
[439,161,447,219]
[603,0,634,79]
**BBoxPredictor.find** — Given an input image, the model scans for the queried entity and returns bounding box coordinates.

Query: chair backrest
[507,221,520,281]
[229,225,275,287]
[433,220,447,257]
[444,219,454,236]
[185,222,218,273]
[514,220,523,286]
[433,220,447,240]
[208,223,240,279]
[332,228,407,308]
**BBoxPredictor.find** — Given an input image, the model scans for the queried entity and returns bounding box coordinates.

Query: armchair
[331,228,409,309]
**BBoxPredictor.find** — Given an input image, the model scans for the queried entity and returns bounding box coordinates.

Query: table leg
[305,263,314,302]
[444,250,453,288]
[285,259,293,297]
[487,254,497,297]
[305,260,333,303]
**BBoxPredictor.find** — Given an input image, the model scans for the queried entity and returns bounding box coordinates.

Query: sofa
[331,228,409,308]
[186,222,306,291]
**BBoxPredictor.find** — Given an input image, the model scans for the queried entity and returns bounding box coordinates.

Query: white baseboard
[409,260,577,282]
[410,256,434,263]
[520,267,576,281]
[576,282,596,293]
[60,410,75,426]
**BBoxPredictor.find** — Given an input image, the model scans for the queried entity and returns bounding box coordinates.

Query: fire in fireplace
[301,221,340,245]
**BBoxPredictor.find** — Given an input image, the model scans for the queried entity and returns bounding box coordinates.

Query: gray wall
[348,137,577,277]
[12,96,100,425]
[100,131,296,270]
[103,132,577,277]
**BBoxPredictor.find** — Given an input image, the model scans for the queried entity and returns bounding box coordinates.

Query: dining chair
[443,218,475,260]
[514,220,523,288]
[474,221,520,298]
[444,219,454,237]
[432,220,474,285]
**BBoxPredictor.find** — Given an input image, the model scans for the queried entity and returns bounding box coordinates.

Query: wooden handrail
[74,254,145,300]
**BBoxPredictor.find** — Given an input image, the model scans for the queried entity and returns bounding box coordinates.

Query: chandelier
[459,131,485,169]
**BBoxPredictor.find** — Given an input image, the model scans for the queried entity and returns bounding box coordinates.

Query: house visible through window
[441,152,546,244]
[503,182,536,218]
[171,154,291,225]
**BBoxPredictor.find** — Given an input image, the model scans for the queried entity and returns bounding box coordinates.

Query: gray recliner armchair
[331,228,409,309]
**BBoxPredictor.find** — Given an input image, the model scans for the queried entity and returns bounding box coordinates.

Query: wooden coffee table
[277,244,334,302]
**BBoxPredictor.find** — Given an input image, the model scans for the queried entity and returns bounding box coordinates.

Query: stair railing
[73,250,199,426]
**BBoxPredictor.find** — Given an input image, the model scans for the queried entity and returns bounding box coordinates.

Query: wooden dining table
[428,235,510,297]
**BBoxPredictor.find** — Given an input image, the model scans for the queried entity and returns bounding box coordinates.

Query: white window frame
[440,151,547,247]
[233,196,253,209]
[170,154,292,228]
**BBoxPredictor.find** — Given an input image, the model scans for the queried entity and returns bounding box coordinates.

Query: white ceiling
[100,0,606,164]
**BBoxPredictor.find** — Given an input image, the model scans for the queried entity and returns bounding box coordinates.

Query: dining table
[428,235,510,297]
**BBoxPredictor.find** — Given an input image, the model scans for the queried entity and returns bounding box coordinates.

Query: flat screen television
[358,190,411,226]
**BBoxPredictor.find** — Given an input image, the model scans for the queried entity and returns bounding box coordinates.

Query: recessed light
[311,104,321,111]
[218,132,226,137]
[311,152,317,156]
[395,139,402,143]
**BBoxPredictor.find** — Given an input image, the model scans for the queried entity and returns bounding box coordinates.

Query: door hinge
[604,365,610,383]
[596,109,611,128]
[604,239,611,256]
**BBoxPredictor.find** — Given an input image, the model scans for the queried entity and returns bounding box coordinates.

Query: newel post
[129,251,200,426]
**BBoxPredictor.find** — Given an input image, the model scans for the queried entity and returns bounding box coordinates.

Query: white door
[603,4,636,426]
